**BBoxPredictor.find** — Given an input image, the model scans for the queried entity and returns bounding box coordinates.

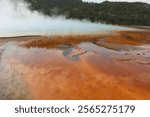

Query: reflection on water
[0,31,150,99]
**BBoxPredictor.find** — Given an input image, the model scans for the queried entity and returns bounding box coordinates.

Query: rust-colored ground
[0,30,150,100]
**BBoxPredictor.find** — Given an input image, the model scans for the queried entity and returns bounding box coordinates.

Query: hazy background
[0,0,126,37]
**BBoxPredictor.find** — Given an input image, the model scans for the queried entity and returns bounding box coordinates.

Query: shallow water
[0,21,129,37]
[0,31,150,99]
[0,0,130,37]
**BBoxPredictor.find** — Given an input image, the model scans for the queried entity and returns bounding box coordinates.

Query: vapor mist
[0,0,125,37]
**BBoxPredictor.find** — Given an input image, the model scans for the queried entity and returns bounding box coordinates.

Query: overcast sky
[82,0,150,4]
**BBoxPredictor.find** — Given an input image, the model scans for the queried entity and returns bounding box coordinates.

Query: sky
[82,0,150,4]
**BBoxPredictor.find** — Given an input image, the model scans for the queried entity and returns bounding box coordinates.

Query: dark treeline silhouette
[25,0,150,26]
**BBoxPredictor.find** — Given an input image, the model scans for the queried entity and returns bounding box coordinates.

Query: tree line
[25,0,150,26]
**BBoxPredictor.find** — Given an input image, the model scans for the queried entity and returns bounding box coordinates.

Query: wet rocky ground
[0,30,150,100]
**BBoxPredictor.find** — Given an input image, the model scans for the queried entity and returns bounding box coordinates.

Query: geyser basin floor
[0,31,150,100]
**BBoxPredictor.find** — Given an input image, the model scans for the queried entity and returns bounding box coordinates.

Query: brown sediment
[20,34,105,49]
[105,31,150,45]
[6,50,150,100]
[0,30,150,100]
[19,31,150,51]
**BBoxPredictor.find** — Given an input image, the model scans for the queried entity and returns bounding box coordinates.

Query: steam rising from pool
[0,0,126,37]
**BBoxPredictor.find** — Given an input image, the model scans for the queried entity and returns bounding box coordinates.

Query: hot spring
[0,0,128,37]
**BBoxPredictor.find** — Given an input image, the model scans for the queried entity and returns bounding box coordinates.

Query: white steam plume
[0,0,126,37]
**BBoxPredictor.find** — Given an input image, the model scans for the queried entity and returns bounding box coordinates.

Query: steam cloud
[0,0,126,37]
